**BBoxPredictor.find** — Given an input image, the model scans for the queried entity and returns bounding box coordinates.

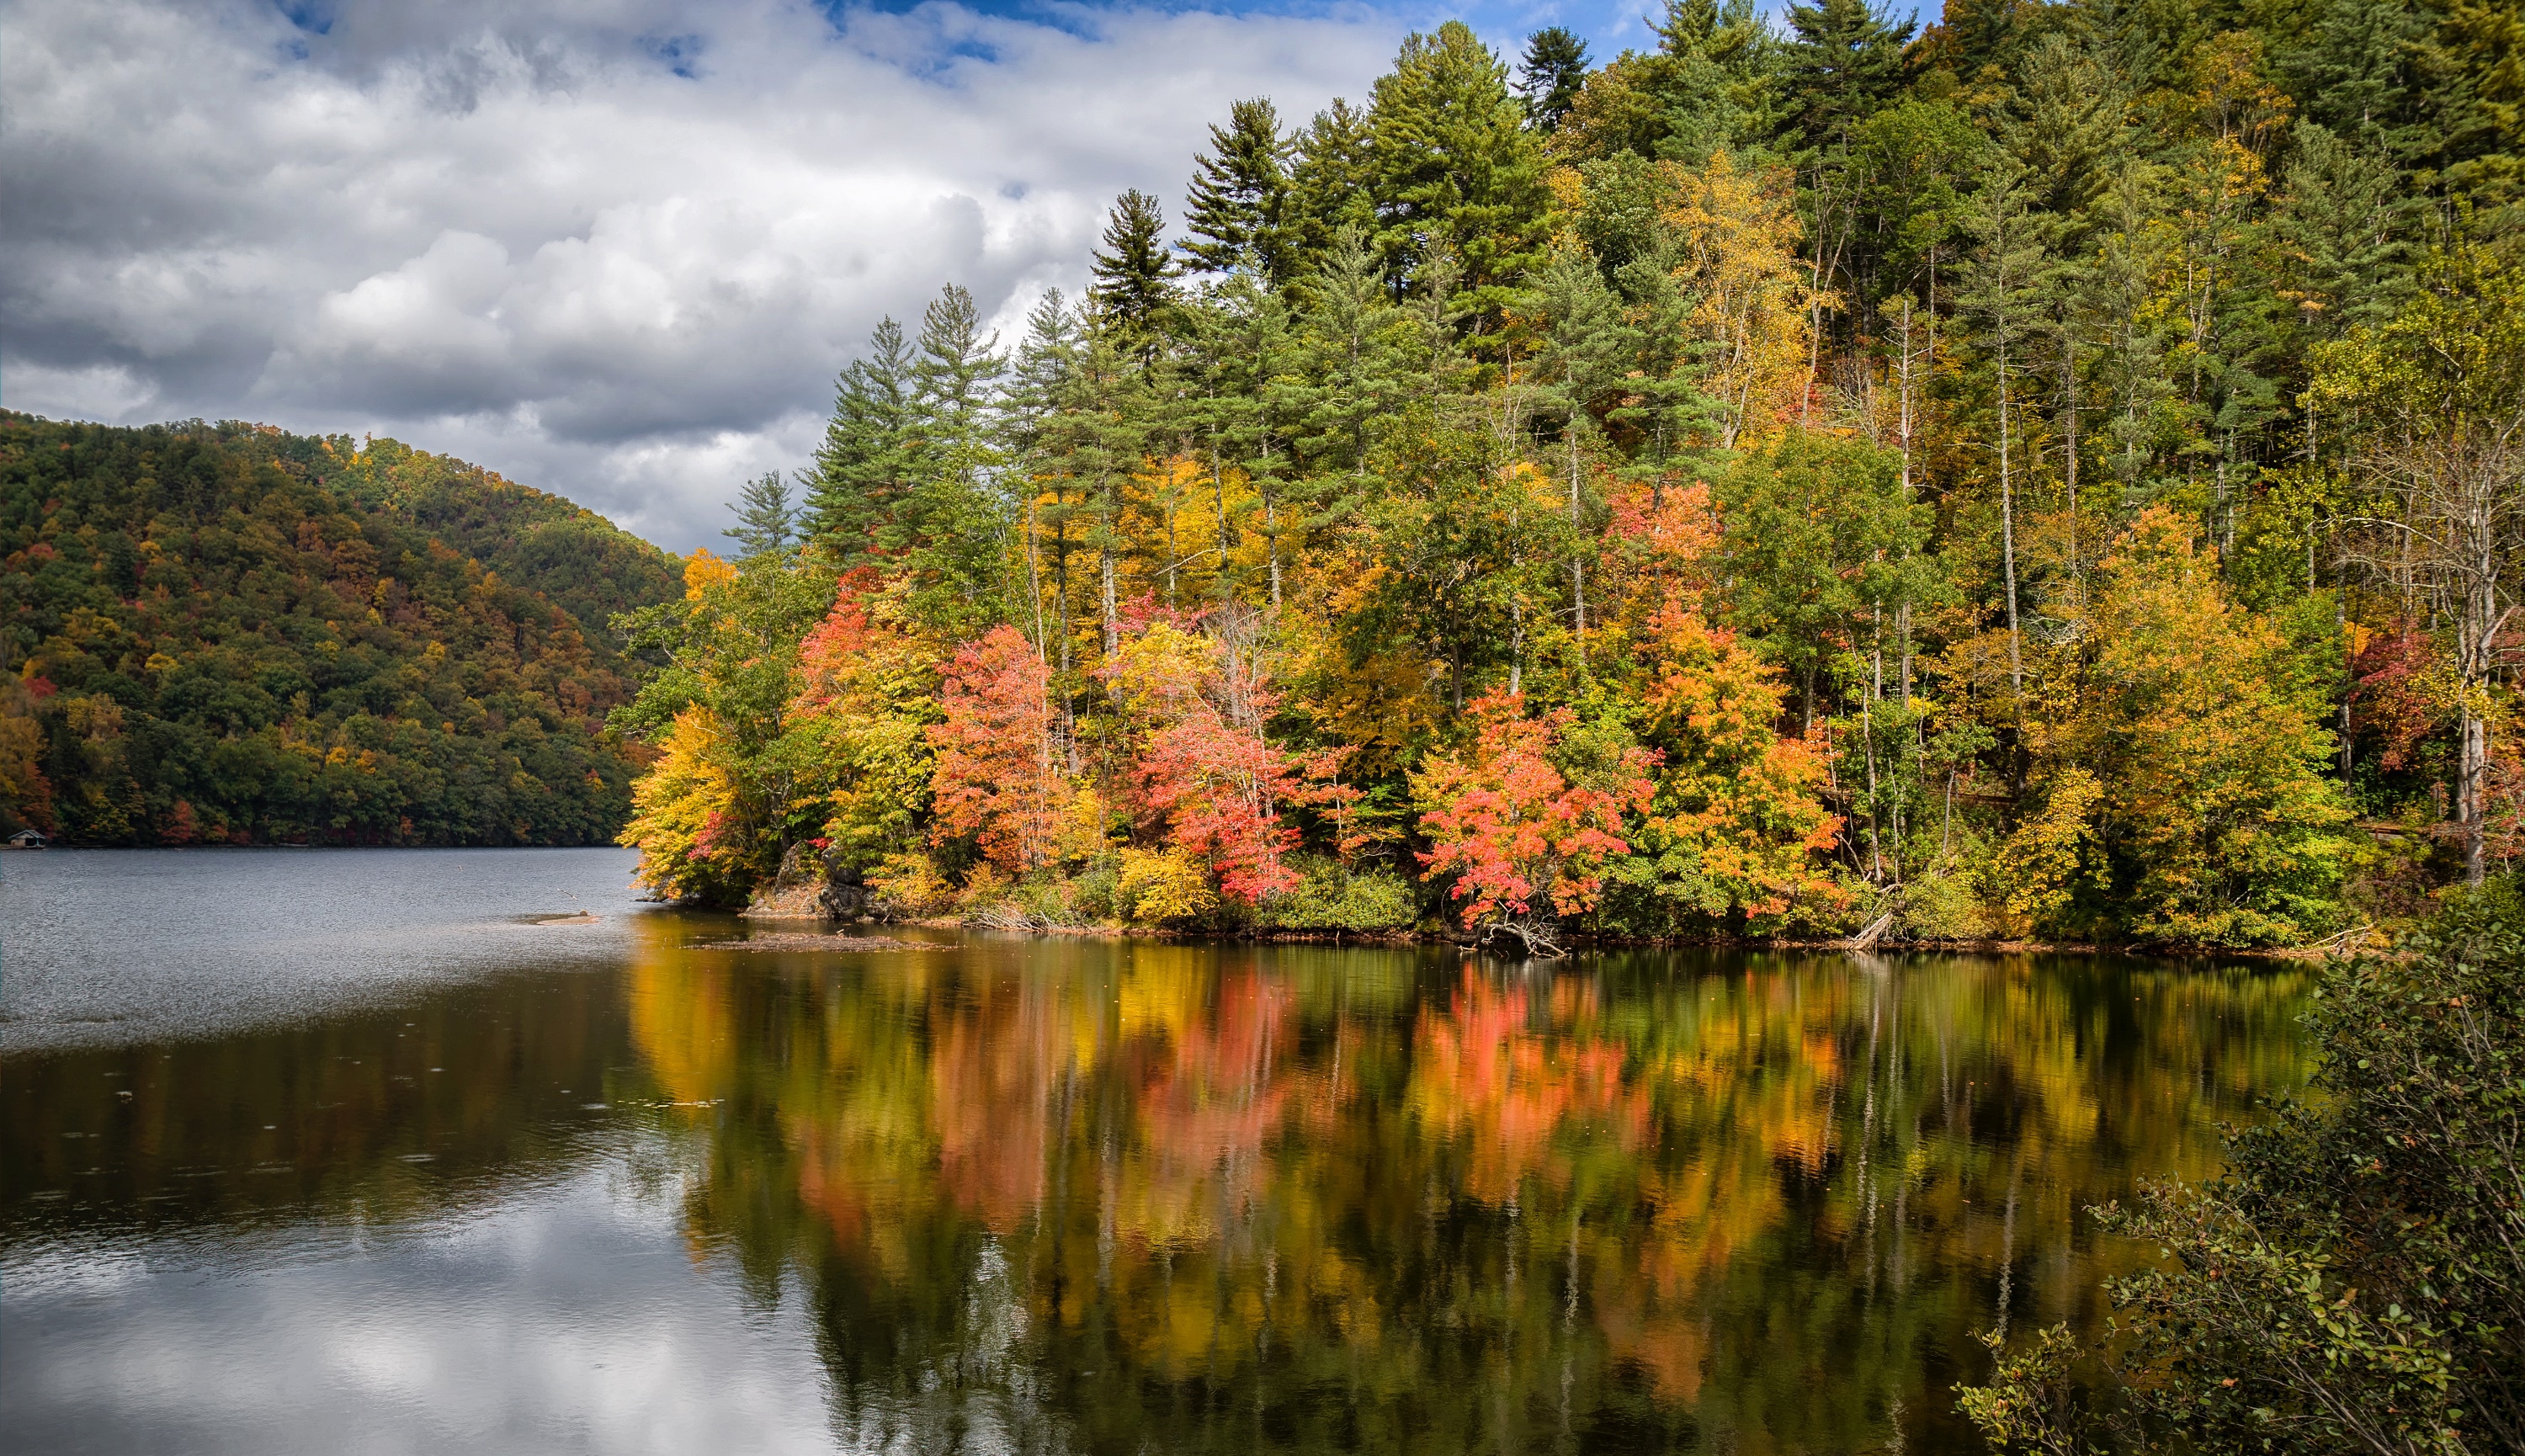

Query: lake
[1,848,2310,1454]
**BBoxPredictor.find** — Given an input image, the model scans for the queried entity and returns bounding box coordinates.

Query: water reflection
[625,932,2307,1454]
[2,860,2304,1456]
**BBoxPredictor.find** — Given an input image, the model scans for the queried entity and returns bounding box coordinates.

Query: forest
[619,0,2522,948]
[0,414,678,845]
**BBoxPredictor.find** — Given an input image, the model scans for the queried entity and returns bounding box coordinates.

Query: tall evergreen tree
[903,284,1009,632]
[1284,98,1379,280]
[2002,34,2128,231]
[1005,292,1084,669]
[1181,99,1295,285]
[1779,0,1916,368]
[1958,157,2055,693]
[806,317,920,558]
[2272,121,2412,341]
[1515,28,1591,131]
[723,472,800,560]
[1367,22,1551,308]
[1290,227,1414,522]
[1088,189,1177,360]
[1778,0,1916,155]
[1651,0,1785,164]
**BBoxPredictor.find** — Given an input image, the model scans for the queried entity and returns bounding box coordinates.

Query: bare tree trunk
[1099,541,1119,659]
[1025,493,1048,662]
[1999,341,2023,693]
[1263,494,1281,610]
[1051,511,1072,678]
[1568,393,1586,667]
[1214,436,1231,601]
[2061,329,2079,587]
[1509,596,1524,698]
[1164,491,1178,605]
[2460,707,2487,885]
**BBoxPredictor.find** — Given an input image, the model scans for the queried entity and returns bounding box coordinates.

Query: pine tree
[1649,0,1784,165]
[1290,227,1412,523]
[2272,121,2411,341]
[1282,98,1379,281]
[806,317,920,558]
[1367,21,1551,308]
[2002,34,2127,232]
[1089,189,1177,360]
[1958,156,2053,693]
[1515,28,1590,131]
[1778,0,1915,156]
[1528,251,1637,658]
[1006,292,1083,671]
[903,284,1008,632]
[722,472,799,560]
[1181,99,1295,285]
[2266,0,2434,168]
[1913,0,2028,83]
[2427,0,2522,209]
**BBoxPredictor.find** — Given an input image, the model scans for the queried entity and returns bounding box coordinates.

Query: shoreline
[724,914,2379,961]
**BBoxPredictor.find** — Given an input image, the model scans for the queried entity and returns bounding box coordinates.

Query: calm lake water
[1,848,2310,1454]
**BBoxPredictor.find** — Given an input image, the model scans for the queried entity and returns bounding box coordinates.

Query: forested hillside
[557,3,2521,940]
[0,414,680,845]
[317,438,682,646]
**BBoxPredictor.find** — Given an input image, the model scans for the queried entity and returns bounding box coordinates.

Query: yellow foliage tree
[619,706,745,901]
[2025,509,2356,944]
[1613,600,1846,931]
[1661,151,1819,447]
[1116,846,1218,926]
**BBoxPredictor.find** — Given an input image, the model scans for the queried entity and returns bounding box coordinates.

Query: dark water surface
[2,849,2310,1454]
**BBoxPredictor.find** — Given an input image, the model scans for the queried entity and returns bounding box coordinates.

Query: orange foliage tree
[1615,601,1846,931]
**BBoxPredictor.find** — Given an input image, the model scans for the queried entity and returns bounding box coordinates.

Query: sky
[3,0,1716,555]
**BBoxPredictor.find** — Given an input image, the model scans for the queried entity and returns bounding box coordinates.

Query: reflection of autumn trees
[627,936,2308,1453]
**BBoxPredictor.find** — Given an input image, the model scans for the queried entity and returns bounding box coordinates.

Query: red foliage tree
[1104,622,1321,904]
[1412,692,1657,935]
[928,625,1063,873]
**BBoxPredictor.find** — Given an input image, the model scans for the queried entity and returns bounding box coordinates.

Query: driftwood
[1480,920,1568,959]
[1842,911,1897,950]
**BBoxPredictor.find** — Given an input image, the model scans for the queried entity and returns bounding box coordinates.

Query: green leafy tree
[1962,884,2525,1452]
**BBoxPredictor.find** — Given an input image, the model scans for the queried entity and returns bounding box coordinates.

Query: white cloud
[0,0,1401,552]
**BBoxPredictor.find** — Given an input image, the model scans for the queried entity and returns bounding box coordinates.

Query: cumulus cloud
[0,0,1406,550]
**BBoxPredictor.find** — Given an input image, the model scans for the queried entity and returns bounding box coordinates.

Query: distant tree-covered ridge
[0,413,682,845]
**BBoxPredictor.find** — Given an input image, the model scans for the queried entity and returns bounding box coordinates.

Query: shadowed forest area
[618,0,2522,949]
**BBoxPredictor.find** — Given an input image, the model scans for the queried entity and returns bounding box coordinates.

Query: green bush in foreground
[1962,882,2525,1453]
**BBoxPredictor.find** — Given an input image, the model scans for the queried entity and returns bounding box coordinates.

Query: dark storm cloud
[0,0,1392,550]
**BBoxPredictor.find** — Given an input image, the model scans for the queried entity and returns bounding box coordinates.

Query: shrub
[1256,858,1417,933]
[1114,848,1217,927]
[1959,879,2525,1453]
[867,850,955,917]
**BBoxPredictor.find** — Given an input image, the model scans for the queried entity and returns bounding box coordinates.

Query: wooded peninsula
[615,0,2521,949]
